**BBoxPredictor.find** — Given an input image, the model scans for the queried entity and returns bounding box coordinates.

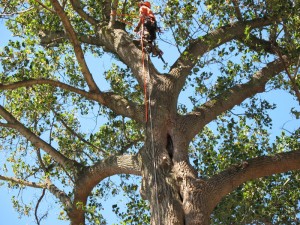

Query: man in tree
[0,0,300,225]
[134,1,163,58]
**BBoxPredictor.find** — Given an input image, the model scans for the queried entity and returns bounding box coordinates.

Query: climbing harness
[136,27,166,65]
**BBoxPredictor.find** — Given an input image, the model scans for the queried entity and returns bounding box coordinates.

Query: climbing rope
[146,57,161,224]
[141,23,149,122]
[141,24,161,224]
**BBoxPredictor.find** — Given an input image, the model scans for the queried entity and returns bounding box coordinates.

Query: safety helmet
[139,1,151,8]
[143,1,151,8]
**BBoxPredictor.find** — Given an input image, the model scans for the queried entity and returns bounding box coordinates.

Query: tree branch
[182,56,288,141]
[169,16,282,91]
[33,0,56,13]
[75,153,141,199]
[207,149,300,212]
[0,7,34,17]
[0,78,144,123]
[0,105,79,170]
[0,122,14,128]
[231,0,243,21]
[273,47,300,104]
[69,0,98,25]
[237,34,278,54]
[50,0,99,92]
[35,188,47,225]
[45,179,73,212]
[53,111,106,154]
[108,0,118,28]
[0,173,73,217]
[0,174,45,189]
[39,30,105,47]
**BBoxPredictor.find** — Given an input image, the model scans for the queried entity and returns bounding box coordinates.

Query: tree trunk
[139,89,213,224]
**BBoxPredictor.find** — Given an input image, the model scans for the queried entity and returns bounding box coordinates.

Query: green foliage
[112,179,150,224]
[190,109,300,223]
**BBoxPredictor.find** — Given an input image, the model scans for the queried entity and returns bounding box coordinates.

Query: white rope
[146,55,161,224]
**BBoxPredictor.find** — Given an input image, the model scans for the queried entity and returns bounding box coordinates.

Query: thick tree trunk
[69,207,85,225]
[139,91,213,224]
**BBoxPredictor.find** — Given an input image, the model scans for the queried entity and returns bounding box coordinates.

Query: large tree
[1,0,300,224]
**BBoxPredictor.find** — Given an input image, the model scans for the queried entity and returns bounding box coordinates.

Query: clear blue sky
[1,4,300,225]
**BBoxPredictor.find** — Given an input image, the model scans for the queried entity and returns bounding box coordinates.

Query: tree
[0,0,300,224]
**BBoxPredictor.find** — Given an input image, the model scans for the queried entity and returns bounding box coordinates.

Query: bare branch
[0,7,34,17]
[49,0,99,92]
[36,148,48,172]
[0,174,45,189]
[45,179,73,212]
[237,34,279,54]
[0,122,14,128]
[39,30,105,48]
[273,47,300,104]
[35,189,46,225]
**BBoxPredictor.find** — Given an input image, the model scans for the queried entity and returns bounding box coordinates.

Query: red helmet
[143,1,151,8]
[139,1,151,8]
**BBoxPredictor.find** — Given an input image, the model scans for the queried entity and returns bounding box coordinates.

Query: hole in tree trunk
[166,134,174,159]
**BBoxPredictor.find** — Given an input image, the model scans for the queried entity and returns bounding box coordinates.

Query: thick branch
[69,0,98,25]
[207,149,300,211]
[75,154,141,199]
[96,27,160,88]
[50,0,99,92]
[0,174,45,188]
[45,179,73,212]
[40,13,158,91]
[169,16,282,91]
[0,105,78,170]
[0,78,144,123]
[182,57,287,141]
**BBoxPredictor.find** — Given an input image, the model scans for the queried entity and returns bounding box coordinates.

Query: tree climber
[134,1,157,44]
[134,1,165,63]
